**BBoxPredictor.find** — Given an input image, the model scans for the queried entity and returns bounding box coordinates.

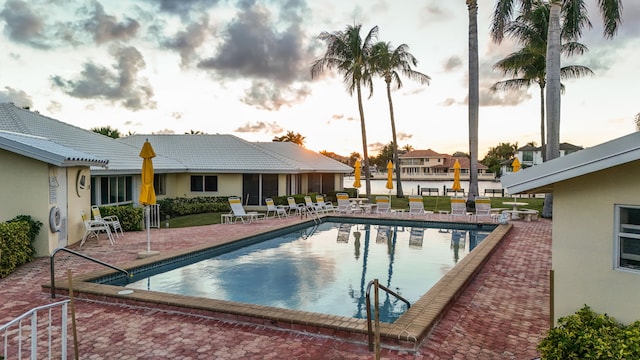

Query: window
[615,205,640,271]
[191,175,218,192]
[522,151,533,162]
[99,176,132,205]
[154,174,166,195]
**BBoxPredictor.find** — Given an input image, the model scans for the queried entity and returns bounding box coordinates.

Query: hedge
[0,215,42,278]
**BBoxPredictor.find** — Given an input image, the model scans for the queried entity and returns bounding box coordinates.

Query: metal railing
[50,247,130,298]
[365,279,411,352]
[1,300,70,359]
[148,204,160,228]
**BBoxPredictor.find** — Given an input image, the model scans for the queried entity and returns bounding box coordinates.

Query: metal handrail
[365,279,411,352]
[50,247,130,298]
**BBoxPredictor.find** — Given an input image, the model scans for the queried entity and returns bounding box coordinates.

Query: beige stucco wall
[552,160,640,325]
[168,173,243,198]
[67,166,92,247]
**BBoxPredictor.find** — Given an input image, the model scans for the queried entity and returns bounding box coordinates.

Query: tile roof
[400,149,443,158]
[0,130,108,167]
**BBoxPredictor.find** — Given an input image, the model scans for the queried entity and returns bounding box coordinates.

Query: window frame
[190,175,218,192]
[614,204,640,273]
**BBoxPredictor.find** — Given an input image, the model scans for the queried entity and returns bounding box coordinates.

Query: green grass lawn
[166,195,544,228]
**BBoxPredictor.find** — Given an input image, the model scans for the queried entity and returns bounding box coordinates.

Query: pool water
[124,221,491,323]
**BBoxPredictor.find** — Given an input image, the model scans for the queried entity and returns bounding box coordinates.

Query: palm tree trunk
[385,80,404,198]
[539,84,546,162]
[356,82,371,198]
[467,0,479,203]
[542,1,562,218]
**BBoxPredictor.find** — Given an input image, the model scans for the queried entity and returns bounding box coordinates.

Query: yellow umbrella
[385,160,394,190]
[139,140,156,255]
[353,159,361,189]
[139,140,157,205]
[512,157,521,172]
[452,159,462,193]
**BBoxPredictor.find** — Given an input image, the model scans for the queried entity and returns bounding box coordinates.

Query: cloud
[234,121,284,134]
[197,2,311,84]
[0,0,48,48]
[396,132,412,141]
[0,86,33,108]
[81,1,140,44]
[241,81,311,110]
[419,3,451,25]
[443,56,463,72]
[50,45,156,111]
[146,0,222,19]
[162,16,211,67]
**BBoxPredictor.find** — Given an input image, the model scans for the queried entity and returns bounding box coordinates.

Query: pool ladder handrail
[301,205,321,224]
[365,279,411,352]
[50,247,131,298]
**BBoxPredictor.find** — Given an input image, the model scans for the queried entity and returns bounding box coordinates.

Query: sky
[0,0,639,158]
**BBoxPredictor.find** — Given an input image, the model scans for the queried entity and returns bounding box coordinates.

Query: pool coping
[44,219,512,350]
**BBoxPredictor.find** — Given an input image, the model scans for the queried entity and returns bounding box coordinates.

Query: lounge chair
[336,193,362,214]
[409,227,424,248]
[265,198,287,218]
[374,196,391,215]
[474,197,497,222]
[286,197,305,216]
[450,197,471,220]
[91,205,124,237]
[408,195,426,216]
[228,197,266,223]
[315,195,336,213]
[80,210,114,246]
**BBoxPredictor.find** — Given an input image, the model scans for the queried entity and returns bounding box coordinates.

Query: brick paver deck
[1,216,550,359]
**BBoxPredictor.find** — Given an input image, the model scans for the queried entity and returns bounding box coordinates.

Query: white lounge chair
[336,193,362,214]
[408,195,426,216]
[265,198,287,218]
[315,195,336,213]
[91,205,124,237]
[286,197,305,216]
[450,197,471,220]
[80,210,114,246]
[375,196,391,215]
[228,197,266,223]
[474,197,497,222]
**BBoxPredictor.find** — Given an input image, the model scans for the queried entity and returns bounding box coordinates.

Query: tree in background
[370,41,431,198]
[91,126,121,139]
[491,1,593,161]
[466,0,480,205]
[635,113,640,131]
[402,144,414,152]
[453,151,470,158]
[491,0,623,218]
[319,150,349,164]
[348,152,361,167]
[481,142,519,177]
[272,131,306,146]
[312,24,378,198]
[186,130,204,134]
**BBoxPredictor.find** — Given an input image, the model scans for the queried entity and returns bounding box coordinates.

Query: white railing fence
[1,300,71,359]
[148,204,160,228]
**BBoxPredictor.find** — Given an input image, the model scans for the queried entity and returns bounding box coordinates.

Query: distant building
[398,149,492,180]
[501,143,584,175]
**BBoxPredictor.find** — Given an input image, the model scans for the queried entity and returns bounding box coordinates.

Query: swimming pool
[66,217,508,349]
[121,221,491,323]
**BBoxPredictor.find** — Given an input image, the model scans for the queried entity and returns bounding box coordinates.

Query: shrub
[537,305,640,359]
[99,205,143,231]
[156,197,230,218]
[0,220,35,278]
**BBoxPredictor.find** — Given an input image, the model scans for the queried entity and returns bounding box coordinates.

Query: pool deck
[1,214,551,359]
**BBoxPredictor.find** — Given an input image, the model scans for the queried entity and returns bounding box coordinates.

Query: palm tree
[273,131,306,146]
[490,1,594,160]
[311,24,378,197]
[467,0,480,204]
[491,0,622,217]
[91,126,121,139]
[370,41,431,198]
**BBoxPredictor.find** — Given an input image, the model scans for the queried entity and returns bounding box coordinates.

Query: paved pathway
[1,217,550,359]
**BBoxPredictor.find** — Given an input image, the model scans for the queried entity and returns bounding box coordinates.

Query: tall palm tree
[370,42,431,198]
[311,24,378,197]
[491,1,594,159]
[467,0,480,204]
[491,0,622,217]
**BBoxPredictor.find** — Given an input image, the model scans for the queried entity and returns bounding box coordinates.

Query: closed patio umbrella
[139,140,157,257]
[353,159,362,194]
[385,161,393,191]
[512,157,521,172]
[452,159,462,195]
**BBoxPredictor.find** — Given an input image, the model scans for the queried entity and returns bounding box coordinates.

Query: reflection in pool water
[125,221,490,323]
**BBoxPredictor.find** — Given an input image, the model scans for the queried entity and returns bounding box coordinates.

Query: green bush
[156,197,230,218]
[99,205,143,231]
[538,305,640,359]
[0,221,33,278]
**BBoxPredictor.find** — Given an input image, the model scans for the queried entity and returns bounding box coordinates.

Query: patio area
[1,215,551,359]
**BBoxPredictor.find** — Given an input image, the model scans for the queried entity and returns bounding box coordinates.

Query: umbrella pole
[146,205,151,253]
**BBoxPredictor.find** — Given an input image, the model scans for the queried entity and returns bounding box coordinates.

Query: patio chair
[375,196,391,215]
[228,197,266,224]
[80,210,114,246]
[336,193,362,214]
[265,198,287,218]
[286,197,305,216]
[450,197,471,220]
[474,197,497,222]
[315,195,336,213]
[91,205,124,237]
[304,195,324,214]
[408,195,426,216]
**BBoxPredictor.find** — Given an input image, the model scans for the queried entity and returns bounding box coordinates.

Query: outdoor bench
[484,189,504,197]
[420,187,440,196]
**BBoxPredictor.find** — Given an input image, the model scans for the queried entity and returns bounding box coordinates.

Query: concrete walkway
[1,216,551,359]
